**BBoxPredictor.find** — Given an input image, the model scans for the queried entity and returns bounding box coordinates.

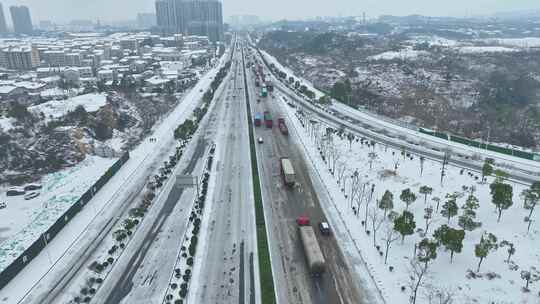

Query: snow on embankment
[29,93,107,120]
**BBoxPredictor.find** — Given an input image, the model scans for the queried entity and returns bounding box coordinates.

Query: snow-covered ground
[278,93,540,304]
[368,49,430,61]
[28,93,107,120]
[0,117,16,131]
[482,37,540,48]
[0,155,116,268]
[458,46,518,54]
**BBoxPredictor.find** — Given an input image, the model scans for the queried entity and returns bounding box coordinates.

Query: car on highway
[296,215,310,226]
[319,221,331,235]
[0,202,6,209]
[257,137,264,144]
[24,192,40,200]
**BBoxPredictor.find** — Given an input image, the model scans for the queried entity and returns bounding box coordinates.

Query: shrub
[96,278,103,284]
[171,283,178,289]
[179,288,188,298]
[186,257,193,266]
[89,288,96,295]
[107,257,114,264]
[81,288,88,295]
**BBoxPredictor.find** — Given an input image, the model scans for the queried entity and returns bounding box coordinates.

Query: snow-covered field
[279,95,539,303]
[482,37,540,48]
[0,155,117,269]
[368,49,430,61]
[458,46,519,54]
[0,117,16,131]
[28,93,107,120]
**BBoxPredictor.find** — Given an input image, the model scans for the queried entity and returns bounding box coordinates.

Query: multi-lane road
[243,44,365,304]
[190,43,259,304]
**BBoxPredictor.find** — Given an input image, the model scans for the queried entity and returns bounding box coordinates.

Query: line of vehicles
[248,50,330,279]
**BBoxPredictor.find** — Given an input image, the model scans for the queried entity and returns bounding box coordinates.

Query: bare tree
[336,162,347,188]
[369,206,385,246]
[424,284,455,304]
[408,258,430,304]
[382,223,399,264]
[368,151,378,170]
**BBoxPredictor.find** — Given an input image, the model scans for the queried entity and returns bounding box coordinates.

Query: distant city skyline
[0,0,540,26]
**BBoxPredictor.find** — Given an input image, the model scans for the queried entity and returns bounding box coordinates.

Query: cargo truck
[264,111,273,128]
[254,113,262,127]
[298,219,326,276]
[278,118,288,136]
[280,157,295,186]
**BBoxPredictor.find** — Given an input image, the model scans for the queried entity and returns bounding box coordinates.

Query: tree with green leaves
[423,206,434,234]
[433,225,465,263]
[474,232,498,272]
[400,188,417,211]
[394,210,416,244]
[481,160,493,182]
[440,195,458,224]
[523,182,540,232]
[499,240,516,263]
[419,186,433,204]
[378,190,394,217]
[417,238,438,268]
[458,194,482,231]
[490,181,513,222]
[410,238,438,304]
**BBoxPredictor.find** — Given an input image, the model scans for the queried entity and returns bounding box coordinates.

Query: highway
[243,43,365,304]
[189,43,258,304]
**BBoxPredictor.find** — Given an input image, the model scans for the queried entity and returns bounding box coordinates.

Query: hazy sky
[1,0,540,24]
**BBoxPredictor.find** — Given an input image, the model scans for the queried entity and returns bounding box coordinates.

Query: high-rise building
[0,45,40,70]
[155,0,223,41]
[0,3,8,34]
[10,5,33,35]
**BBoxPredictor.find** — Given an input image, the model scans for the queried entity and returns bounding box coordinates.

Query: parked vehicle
[6,187,25,196]
[263,111,273,128]
[24,192,40,200]
[24,183,42,191]
[254,113,262,127]
[278,118,289,136]
[0,202,6,209]
[261,87,268,98]
[298,218,326,276]
[280,157,295,186]
[258,137,264,144]
[319,222,331,235]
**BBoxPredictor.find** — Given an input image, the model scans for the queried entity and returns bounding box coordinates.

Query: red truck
[254,113,262,127]
[278,118,288,135]
[264,111,273,128]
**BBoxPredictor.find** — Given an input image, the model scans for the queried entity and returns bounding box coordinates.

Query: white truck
[298,222,326,276]
[280,157,295,187]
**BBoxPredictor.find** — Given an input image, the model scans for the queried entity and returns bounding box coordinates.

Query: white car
[257,137,264,144]
[0,202,6,209]
[24,192,40,200]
